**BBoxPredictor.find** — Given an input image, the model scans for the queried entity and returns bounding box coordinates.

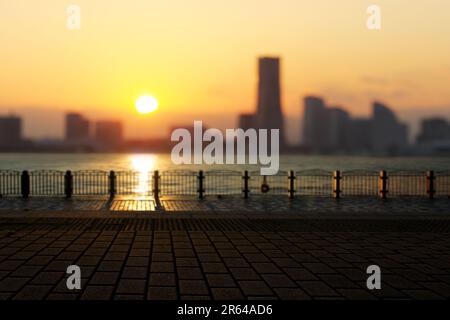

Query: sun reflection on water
[130,154,156,197]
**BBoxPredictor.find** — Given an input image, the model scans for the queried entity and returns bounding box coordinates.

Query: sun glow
[135,95,158,114]
[130,154,156,197]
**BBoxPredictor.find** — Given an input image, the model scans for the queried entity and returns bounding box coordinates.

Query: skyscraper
[416,118,450,144]
[65,113,90,143]
[302,96,329,150]
[371,102,408,152]
[95,121,123,151]
[328,107,350,149]
[256,57,285,145]
[0,116,22,147]
[238,114,257,131]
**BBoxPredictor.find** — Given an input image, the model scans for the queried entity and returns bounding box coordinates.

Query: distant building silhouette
[371,102,408,153]
[417,118,450,144]
[237,57,285,147]
[238,114,257,131]
[256,57,284,144]
[346,118,373,152]
[65,113,90,144]
[302,96,329,151]
[0,116,22,147]
[302,97,409,154]
[328,107,350,150]
[416,118,450,154]
[95,121,123,151]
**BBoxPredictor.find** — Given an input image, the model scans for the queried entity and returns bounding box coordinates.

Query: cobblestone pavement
[0,196,449,214]
[0,213,449,300]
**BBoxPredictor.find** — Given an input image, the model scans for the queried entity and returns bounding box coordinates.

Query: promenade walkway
[0,197,449,300]
[0,196,449,214]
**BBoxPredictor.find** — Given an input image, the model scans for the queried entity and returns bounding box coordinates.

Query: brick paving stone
[297,281,340,297]
[177,267,204,280]
[125,257,149,267]
[283,268,318,281]
[46,293,79,300]
[262,274,296,288]
[252,263,282,274]
[206,274,236,287]
[274,288,311,300]
[230,268,261,280]
[30,272,63,285]
[1,208,450,301]
[13,285,52,300]
[176,258,199,267]
[418,282,450,298]
[80,286,114,300]
[403,289,446,300]
[152,253,173,262]
[197,253,222,262]
[181,295,211,300]
[0,260,24,271]
[212,288,244,300]
[89,272,119,285]
[116,279,146,295]
[319,274,360,289]
[114,294,144,300]
[149,273,176,287]
[238,281,273,296]
[98,261,124,272]
[302,262,337,274]
[10,266,42,278]
[338,289,377,300]
[383,275,424,290]
[151,262,174,273]
[121,266,148,279]
[147,287,177,300]
[202,263,228,274]
[179,280,209,295]
[104,252,128,261]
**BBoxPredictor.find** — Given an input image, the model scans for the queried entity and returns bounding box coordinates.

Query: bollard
[64,170,73,198]
[333,170,341,199]
[242,170,250,199]
[153,170,160,201]
[198,170,205,199]
[288,170,296,199]
[21,170,30,198]
[379,170,388,200]
[427,170,435,200]
[109,170,116,199]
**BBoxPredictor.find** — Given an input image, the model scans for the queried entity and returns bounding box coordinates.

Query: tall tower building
[65,113,90,143]
[302,96,329,150]
[0,116,22,147]
[256,57,285,145]
[372,102,408,152]
[95,121,123,151]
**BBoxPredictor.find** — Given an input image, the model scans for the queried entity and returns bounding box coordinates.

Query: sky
[1,0,450,143]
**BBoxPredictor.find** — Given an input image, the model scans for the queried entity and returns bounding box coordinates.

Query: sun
[135,95,158,114]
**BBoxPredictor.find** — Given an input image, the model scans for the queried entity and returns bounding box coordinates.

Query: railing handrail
[0,169,448,199]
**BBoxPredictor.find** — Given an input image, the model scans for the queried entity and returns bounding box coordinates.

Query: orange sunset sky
[1,0,450,143]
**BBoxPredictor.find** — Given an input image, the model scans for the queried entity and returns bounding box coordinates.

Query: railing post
[427,170,435,200]
[21,170,30,198]
[109,170,116,199]
[288,170,296,199]
[333,170,341,199]
[198,170,205,199]
[242,170,250,199]
[379,170,388,200]
[153,170,160,201]
[64,170,73,198]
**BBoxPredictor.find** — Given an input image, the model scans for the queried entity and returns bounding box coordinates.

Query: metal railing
[296,169,333,197]
[0,169,449,199]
